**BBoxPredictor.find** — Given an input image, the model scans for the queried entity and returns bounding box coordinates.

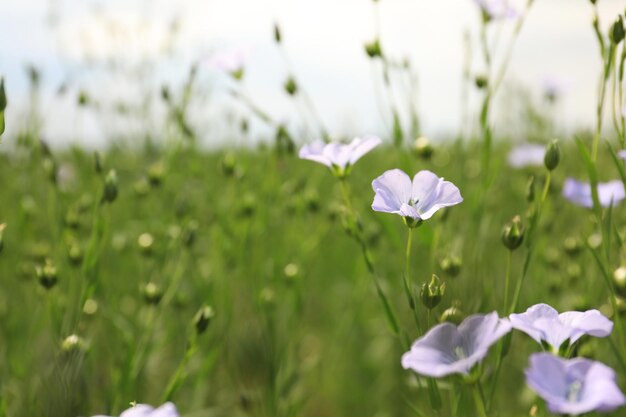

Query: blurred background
[0,0,625,147]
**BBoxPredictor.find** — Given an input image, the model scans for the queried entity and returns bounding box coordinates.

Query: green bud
[273,23,282,43]
[0,77,7,112]
[475,75,488,89]
[148,162,165,187]
[36,259,58,290]
[283,263,300,283]
[231,69,245,81]
[67,243,83,266]
[0,223,5,254]
[439,255,462,278]
[610,15,625,44]
[42,157,57,184]
[587,233,602,250]
[83,299,98,316]
[194,305,215,335]
[440,303,465,324]
[526,175,535,203]
[142,282,163,305]
[303,189,320,212]
[102,170,118,204]
[239,194,256,217]
[403,216,423,229]
[220,152,237,177]
[137,233,154,256]
[61,334,86,354]
[161,85,171,102]
[502,215,524,251]
[613,266,626,297]
[544,139,560,171]
[182,220,199,248]
[563,236,583,257]
[413,136,434,160]
[364,39,383,58]
[259,287,276,309]
[133,178,150,197]
[284,77,298,96]
[420,274,446,310]
[77,90,89,107]
[94,152,104,174]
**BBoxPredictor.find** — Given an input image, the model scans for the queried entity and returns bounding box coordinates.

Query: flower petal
[348,136,382,165]
[299,140,332,167]
[372,169,413,214]
[509,303,559,345]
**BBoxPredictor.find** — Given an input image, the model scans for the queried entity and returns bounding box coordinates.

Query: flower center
[409,198,419,207]
[567,380,582,403]
[454,346,467,360]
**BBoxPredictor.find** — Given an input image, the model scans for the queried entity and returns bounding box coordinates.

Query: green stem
[472,383,488,417]
[404,228,422,335]
[503,250,512,315]
[162,335,197,402]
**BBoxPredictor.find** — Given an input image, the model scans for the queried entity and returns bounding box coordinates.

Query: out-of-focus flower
[617,149,626,161]
[540,75,571,101]
[510,303,613,352]
[371,169,462,227]
[201,47,252,79]
[474,0,519,21]
[401,312,511,377]
[525,353,625,415]
[299,136,381,178]
[507,144,545,169]
[562,178,625,208]
[92,402,179,417]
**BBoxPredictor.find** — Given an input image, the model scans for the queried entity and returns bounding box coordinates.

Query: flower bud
[502,215,524,250]
[0,223,5,254]
[420,274,446,310]
[364,39,382,58]
[83,298,98,316]
[137,233,154,256]
[284,77,298,96]
[142,282,163,305]
[102,170,118,204]
[182,220,199,248]
[77,90,89,107]
[610,15,625,44]
[563,236,583,257]
[439,255,462,278]
[413,136,434,160]
[61,334,86,354]
[544,139,560,171]
[239,194,256,217]
[273,23,282,43]
[148,162,165,187]
[36,259,58,290]
[0,77,6,112]
[259,287,276,309]
[68,243,83,266]
[220,152,237,177]
[614,266,626,297]
[283,263,300,284]
[194,305,215,335]
[440,301,464,324]
[475,75,488,89]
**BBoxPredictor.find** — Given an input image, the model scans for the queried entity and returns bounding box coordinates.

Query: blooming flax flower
[562,178,625,208]
[299,136,381,178]
[92,402,179,417]
[401,312,511,378]
[526,353,625,415]
[507,144,545,168]
[371,169,462,227]
[474,0,519,20]
[509,303,613,352]
[202,47,252,79]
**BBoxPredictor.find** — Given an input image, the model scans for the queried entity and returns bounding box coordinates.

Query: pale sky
[0,0,625,147]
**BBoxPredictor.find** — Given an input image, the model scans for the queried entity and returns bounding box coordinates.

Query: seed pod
[544,139,560,171]
[502,215,524,251]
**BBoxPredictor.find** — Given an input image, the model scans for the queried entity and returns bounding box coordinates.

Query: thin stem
[503,250,512,315]
[472,383,488,417]
[404,227,422,334]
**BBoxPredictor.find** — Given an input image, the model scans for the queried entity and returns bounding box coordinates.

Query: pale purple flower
[371,169,462,225]
[619,150,626,161]
[202,47,252,77]
[91,402,178,417]
[299,136,381,177]
[540,75,571,101]
[401,312,511,378]
[510,303,613,352]
[562,178,625,208]
[526,353,625,415]
[507,144,545,168]
[474,0,519,20]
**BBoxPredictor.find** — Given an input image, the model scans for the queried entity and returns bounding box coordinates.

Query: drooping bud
[420,274,446,310]
[273,22,282,43]
[102,170,118,204]
[439,255,462,278]
[413,136,434,160]
[194,305,215,335]
[137,233,154,256]
[61,334,87,354]
[502,215,524,250]
[36,259,58,290]
[142,282,163,305]
[544,139,560,171]
[475,75,488,89]
[284,77,298,96]
[0,223,5,254]
[613,266,626,297]
[610,15,625,44]
[440,302,465,324]
[364,39,383,58]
